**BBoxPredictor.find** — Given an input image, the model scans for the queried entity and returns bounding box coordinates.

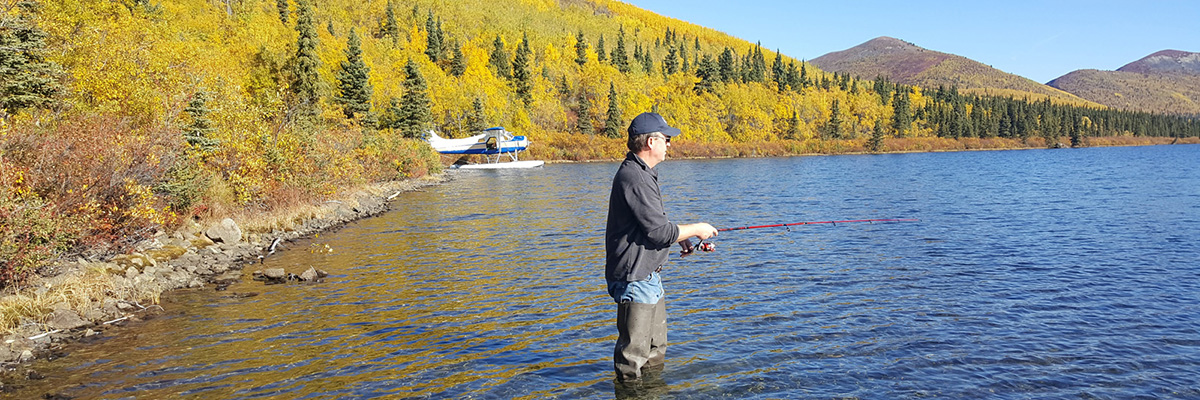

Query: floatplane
[425,127,545,169]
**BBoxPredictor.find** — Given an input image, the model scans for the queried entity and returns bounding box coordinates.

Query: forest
[1,0,1197,286]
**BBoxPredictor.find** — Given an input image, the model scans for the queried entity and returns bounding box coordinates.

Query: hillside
[1048,50,1200,115]
[812,37,1096,106]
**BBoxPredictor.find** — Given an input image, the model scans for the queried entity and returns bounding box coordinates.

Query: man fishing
[605,112,718,382]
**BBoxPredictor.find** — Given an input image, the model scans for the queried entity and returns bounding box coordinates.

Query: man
[605,112,718,382]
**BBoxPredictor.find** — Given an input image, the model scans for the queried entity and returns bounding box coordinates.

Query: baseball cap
[627,112,681,137]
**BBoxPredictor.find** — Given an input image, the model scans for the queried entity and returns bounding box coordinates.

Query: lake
[8,144,1200,399]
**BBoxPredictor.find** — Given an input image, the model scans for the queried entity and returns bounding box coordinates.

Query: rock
[124,267,139,279]
[187,279,204,288]
[145,245,187,262]
[211,271,241,285]
[84,329,99,337]
[205,218,243,244]
[19,350,33,363]
[112,253,155,269]
[262,268,286,280]
[317,269,329,278]
[47,309,89,330]
[190,234,216,249]
[299,267,318,281]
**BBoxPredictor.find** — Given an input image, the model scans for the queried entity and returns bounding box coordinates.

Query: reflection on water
[8,145,1200,399]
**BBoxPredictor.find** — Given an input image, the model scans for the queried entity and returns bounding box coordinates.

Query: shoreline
[0,174,450,381]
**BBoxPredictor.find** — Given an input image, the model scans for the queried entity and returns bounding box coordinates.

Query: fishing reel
[680,239,716,257]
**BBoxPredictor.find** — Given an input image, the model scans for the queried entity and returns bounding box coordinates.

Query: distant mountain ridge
[1117,50,1200,75]
[811,37,1094,106]
[1049,50,1200,116]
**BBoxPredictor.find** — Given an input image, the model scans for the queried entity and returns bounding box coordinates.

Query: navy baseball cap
[628,112,681,137]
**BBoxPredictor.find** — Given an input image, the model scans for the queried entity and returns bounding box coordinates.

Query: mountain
[1047,50,1200,116]
[811,37,1095,106]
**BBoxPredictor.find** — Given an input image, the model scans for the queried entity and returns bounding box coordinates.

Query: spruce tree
[398,60,431,138]
[663,44,679,75]
[694,54,718,94]
[869,118,885,152]
[467,97,486,133]
[603,83,622,138]
[381,0,399,45]
[336,28,373,121]
[449,41,466,77]
[512,33,533,108]
[488,35,511,79]
[597,35,607,63]
[277,0,288,23]
[771,50,785,92]
[0,2,64,121]
[291,0,322,116]
[826,99,842,139]
[183,90,219,157]
[680,44,689,72]
[424,11,442,63]
[892,86,912,137]
[611,27,630,73]
[577,91,593,135]
[575,30,588,66]
[717,48,735,83]
[785,110,800,140]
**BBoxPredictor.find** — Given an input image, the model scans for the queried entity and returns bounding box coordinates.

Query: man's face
[648,134,670,165]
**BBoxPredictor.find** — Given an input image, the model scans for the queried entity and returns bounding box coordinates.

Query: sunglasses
[652,135,671,144]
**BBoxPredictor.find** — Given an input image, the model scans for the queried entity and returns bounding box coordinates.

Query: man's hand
[679,239,696,258]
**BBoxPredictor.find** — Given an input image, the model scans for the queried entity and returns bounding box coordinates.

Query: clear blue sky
[623,0,1199,84]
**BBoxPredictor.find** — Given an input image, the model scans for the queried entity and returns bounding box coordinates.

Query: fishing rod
[683,218,919,256]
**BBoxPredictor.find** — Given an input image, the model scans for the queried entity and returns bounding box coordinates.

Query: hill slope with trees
[1048,50,1200,116]
[811,37,1095,106]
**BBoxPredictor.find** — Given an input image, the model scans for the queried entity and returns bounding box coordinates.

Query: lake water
[8,145,1200,399]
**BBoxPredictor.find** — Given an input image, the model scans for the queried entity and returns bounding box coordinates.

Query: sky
[622,0,1199,84]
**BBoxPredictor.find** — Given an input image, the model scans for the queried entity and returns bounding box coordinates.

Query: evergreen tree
[512,33,533,108]
[680,43,689,73]
[869,118,885,152]
[694,54,718,94]
[335,28,373,121]
[381,0,399,45]
[488,35,511,79]
[612,27,630,73]
[397,60,431,138]
[449,41,466,77]
[291,0,322,116]
[771,50,785,92]
[717,48,735,83]
[892,86,912,137]
[577,91,593,135]
[0,2,63,121]
[183,90,219,157]
[575,30,588,66]
[826,99,843,139]
[785,110,800,140]
[277,0,288,24]
[424,11,443,63]
[597,34,607,63]
[603,83,622,138]
[663,44,679,75]
[748,43,766,83]
[467,97,486,132]
[640,46,653,74]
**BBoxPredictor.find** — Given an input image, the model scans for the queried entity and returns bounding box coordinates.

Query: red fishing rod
[684,218,919,256]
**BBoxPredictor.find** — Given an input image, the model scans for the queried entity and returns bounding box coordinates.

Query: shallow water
[9,144,1200,399]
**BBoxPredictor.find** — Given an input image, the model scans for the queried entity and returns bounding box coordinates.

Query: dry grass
[0,266,161,335]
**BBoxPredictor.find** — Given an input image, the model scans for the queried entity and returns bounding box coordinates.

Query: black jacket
[605,153,679,283]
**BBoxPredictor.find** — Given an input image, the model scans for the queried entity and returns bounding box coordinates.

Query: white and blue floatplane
[425,127,545,169]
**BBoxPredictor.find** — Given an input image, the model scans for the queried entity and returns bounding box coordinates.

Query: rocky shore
[0,175,448,377]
